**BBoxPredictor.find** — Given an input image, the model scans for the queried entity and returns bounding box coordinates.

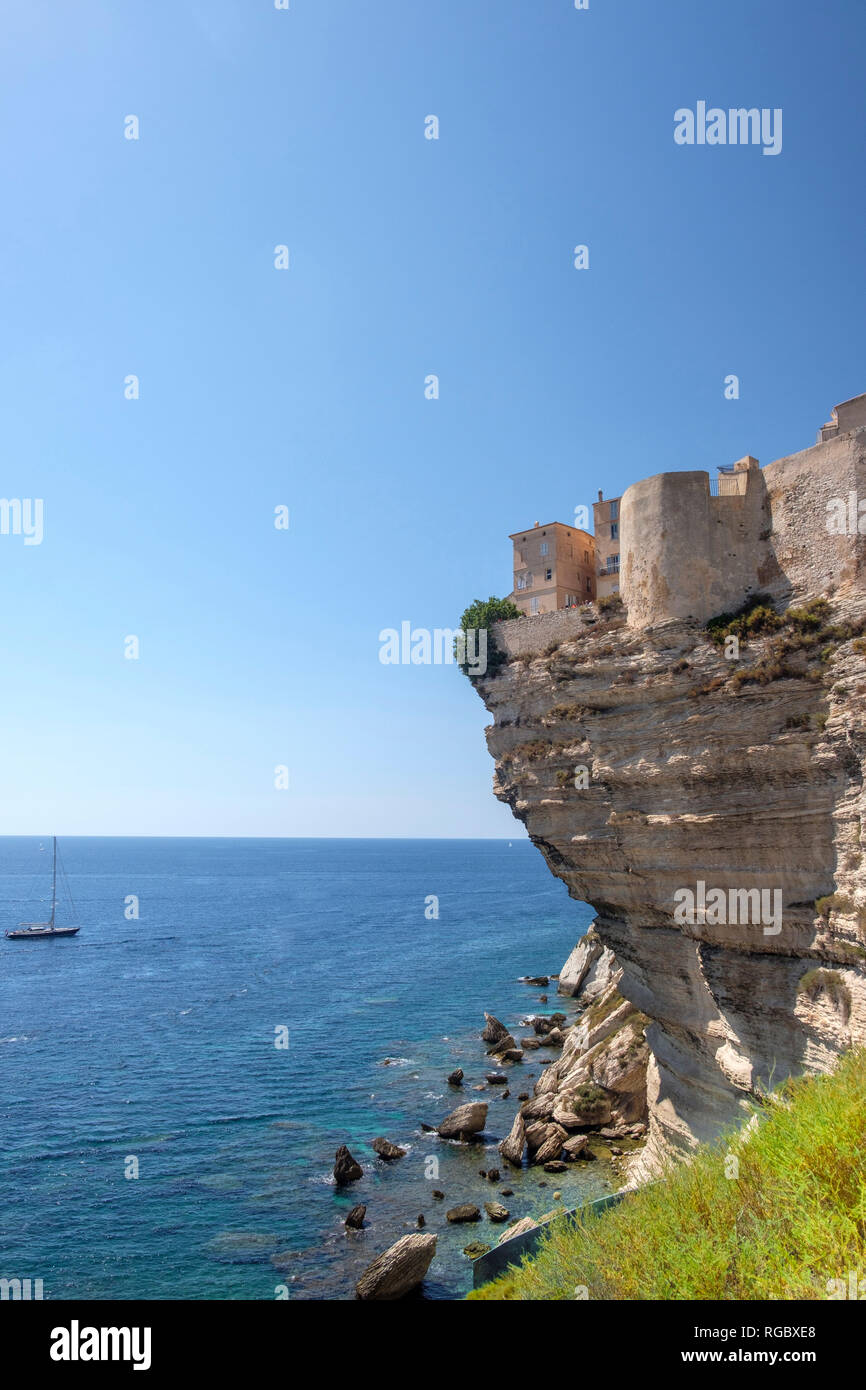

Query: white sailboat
[5,837,80,939]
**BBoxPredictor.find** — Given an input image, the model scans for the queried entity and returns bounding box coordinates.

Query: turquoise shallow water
[0,836,606,1300]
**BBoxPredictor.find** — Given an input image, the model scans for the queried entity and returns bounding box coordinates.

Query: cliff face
[477,599,866,1175]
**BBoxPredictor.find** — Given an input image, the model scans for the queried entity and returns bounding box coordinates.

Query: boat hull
[5,927,80,939]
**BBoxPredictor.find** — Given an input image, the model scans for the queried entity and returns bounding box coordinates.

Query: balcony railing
[709,473,747,497]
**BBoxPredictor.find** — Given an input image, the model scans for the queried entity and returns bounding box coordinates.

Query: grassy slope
[468,1048,866,1300]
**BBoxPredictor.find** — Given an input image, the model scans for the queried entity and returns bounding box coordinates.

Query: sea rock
[463,1241,490,1259]
[447,1068,464,1087]
[543,1160,567,1173]
[562,1134,589,1159]
[482,1012,519,1055]
[498,1110,526,1166]
[345,1204,366,1229]
[499,1049,524,1063]
[521,1037,541,1050]
[417,1214,425,1227]
[484,1200,510,1222]
[524,1120,554,1151]
[521,1093,556,1122]
[534,1126,568,1165]
[486,1073,508,1085]
[481,1012,511,1046]
[372,1137,406,1160]
[558,930,618,1000]
[437,1102,487,1139]
[497,1216,537,1245]
[333,1145,363,1185]
[446,1204,481,1224]
[355,1233,437,1301]
[525,976,550,987]
[486,1168,500,1183]
[432,1190,445,1200]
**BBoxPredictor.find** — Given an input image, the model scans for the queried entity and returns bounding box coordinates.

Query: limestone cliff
[475,595,866,1177]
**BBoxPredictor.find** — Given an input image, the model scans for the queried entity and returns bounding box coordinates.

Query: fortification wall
[621,427,866,628]
[620,467,772,627]
[491,604,599,658]
[762,428,866,603]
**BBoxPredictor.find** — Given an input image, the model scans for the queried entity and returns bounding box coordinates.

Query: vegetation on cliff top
[468,1047,866,1300]
[456,596,522,679]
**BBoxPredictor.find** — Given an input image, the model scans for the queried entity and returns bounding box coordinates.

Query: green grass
[468,1048,866,1300]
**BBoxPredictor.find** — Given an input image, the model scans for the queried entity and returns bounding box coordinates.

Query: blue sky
[1,0,864,836]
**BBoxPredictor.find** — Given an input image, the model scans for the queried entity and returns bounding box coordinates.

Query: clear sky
[1,0,864,837]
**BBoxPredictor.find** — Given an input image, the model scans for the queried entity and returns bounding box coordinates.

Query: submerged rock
[484,1200,510,1223]
[463,1241,490,1259]
[446,1203,481,1223]
[371,1137,406,1160]
[355,1233,437,1301]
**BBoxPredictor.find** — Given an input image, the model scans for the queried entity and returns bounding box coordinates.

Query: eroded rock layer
[476,600,866,1175]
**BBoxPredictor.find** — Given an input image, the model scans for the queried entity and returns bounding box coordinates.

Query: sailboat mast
[50,836,57,927]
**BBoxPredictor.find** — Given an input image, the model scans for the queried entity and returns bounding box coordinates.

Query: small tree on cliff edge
[456,596,522,679]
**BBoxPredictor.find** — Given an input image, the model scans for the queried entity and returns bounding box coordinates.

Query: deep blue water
[0,837,602,1300]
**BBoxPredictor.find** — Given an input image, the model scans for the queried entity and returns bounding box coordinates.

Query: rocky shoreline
[336,929,650,1299]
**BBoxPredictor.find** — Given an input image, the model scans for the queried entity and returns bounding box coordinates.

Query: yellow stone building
[510,521,596,616]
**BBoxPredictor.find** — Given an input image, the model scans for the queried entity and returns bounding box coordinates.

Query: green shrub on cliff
[468,1047,866,1300]
[705,593,782,645]
[456,596,522,679]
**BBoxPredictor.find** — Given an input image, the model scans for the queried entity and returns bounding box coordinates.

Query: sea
[0,836,608,1301]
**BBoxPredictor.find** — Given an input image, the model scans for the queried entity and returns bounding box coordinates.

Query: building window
[584,550,589,564]
[540,542,549,556]
[586,577,591,591]
[530,597,539,615]
[610,501,618,520]
[545,567,552,581]
[610,522,618,540]
[516,574,526,590]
